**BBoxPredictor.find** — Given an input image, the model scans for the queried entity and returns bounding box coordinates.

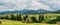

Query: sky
[0,0,60,11]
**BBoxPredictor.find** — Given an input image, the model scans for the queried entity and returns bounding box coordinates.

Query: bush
[46,19,57,24]
[0,20,2,24]
[44,16,57,24]
[25,17,33,23]
[0,17,4,19]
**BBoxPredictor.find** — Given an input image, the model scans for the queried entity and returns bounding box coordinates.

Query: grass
[0,14,60,25]
[0,19,58,25]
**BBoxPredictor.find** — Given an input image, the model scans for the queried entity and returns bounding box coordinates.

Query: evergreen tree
[56,16,60,21]
[11,14,16,20]
[5,15,9,19]
[23,14,28,21]
[38,14,44,23]
[31,16,37,23]
[16,14,22,21]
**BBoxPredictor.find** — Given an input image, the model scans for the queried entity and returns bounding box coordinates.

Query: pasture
[0,14,60,25]
[0,19,57,25]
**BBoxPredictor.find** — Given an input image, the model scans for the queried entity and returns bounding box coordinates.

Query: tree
[23,14,28,21]
[5,15,9,19]
[56,16,60,21]
[11,14,16,20]
[38,14,44,23]
[31,16,37,23]
[16,14,22,21]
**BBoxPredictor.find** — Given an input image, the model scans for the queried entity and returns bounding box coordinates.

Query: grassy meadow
[0,19,58,25]
[0,14,60,25]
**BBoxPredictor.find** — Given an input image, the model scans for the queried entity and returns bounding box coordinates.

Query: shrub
[0,17,4,19]
[0,20,2,24]
[56,21,60,25]
[46,19,57,24]
[44,16,57,24]
[25,17,33,23]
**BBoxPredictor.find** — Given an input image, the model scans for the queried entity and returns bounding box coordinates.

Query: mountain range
[0,9,60,14]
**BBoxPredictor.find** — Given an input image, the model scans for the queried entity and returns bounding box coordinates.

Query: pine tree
[16,14,22,21]
[23,14,28,21]
[5,15,9,19]
[38,14,44,23]
[31,16,37,23]
[11,14,16,20]
[56,16,60,21]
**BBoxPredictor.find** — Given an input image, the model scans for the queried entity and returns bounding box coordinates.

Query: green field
[0,19,58,25]
[0,14,60,25]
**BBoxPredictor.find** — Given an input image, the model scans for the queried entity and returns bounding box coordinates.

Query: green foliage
[38,14,44,23]
[0,17,4,19]
[11,14,16,20]
[56,16,60,21]
[5,15,10,20]
[44,16,50,23]
[0,14,60,24]
[16,14,22,21]
[23,15,28,21]
[46,19,57,24]
[31,16,37,23]
[25,17,33,23]
[44,16,57,24]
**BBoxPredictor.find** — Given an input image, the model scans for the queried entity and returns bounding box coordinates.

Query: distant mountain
[50,10,60,13]
[37,9,50,13]
[0,9,60,14]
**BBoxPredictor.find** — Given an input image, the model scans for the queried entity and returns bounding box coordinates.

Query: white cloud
[0,0,60,11]
[30,0,50,10]
[38,0,60,10]
[0,0,31,11]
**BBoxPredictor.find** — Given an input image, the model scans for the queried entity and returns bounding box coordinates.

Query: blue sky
[0,0,60,11]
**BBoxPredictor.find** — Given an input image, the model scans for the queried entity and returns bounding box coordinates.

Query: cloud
[38,0,60,11]
[29,0,50,10]
[0,0,31,11]
[0,0,60,11]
